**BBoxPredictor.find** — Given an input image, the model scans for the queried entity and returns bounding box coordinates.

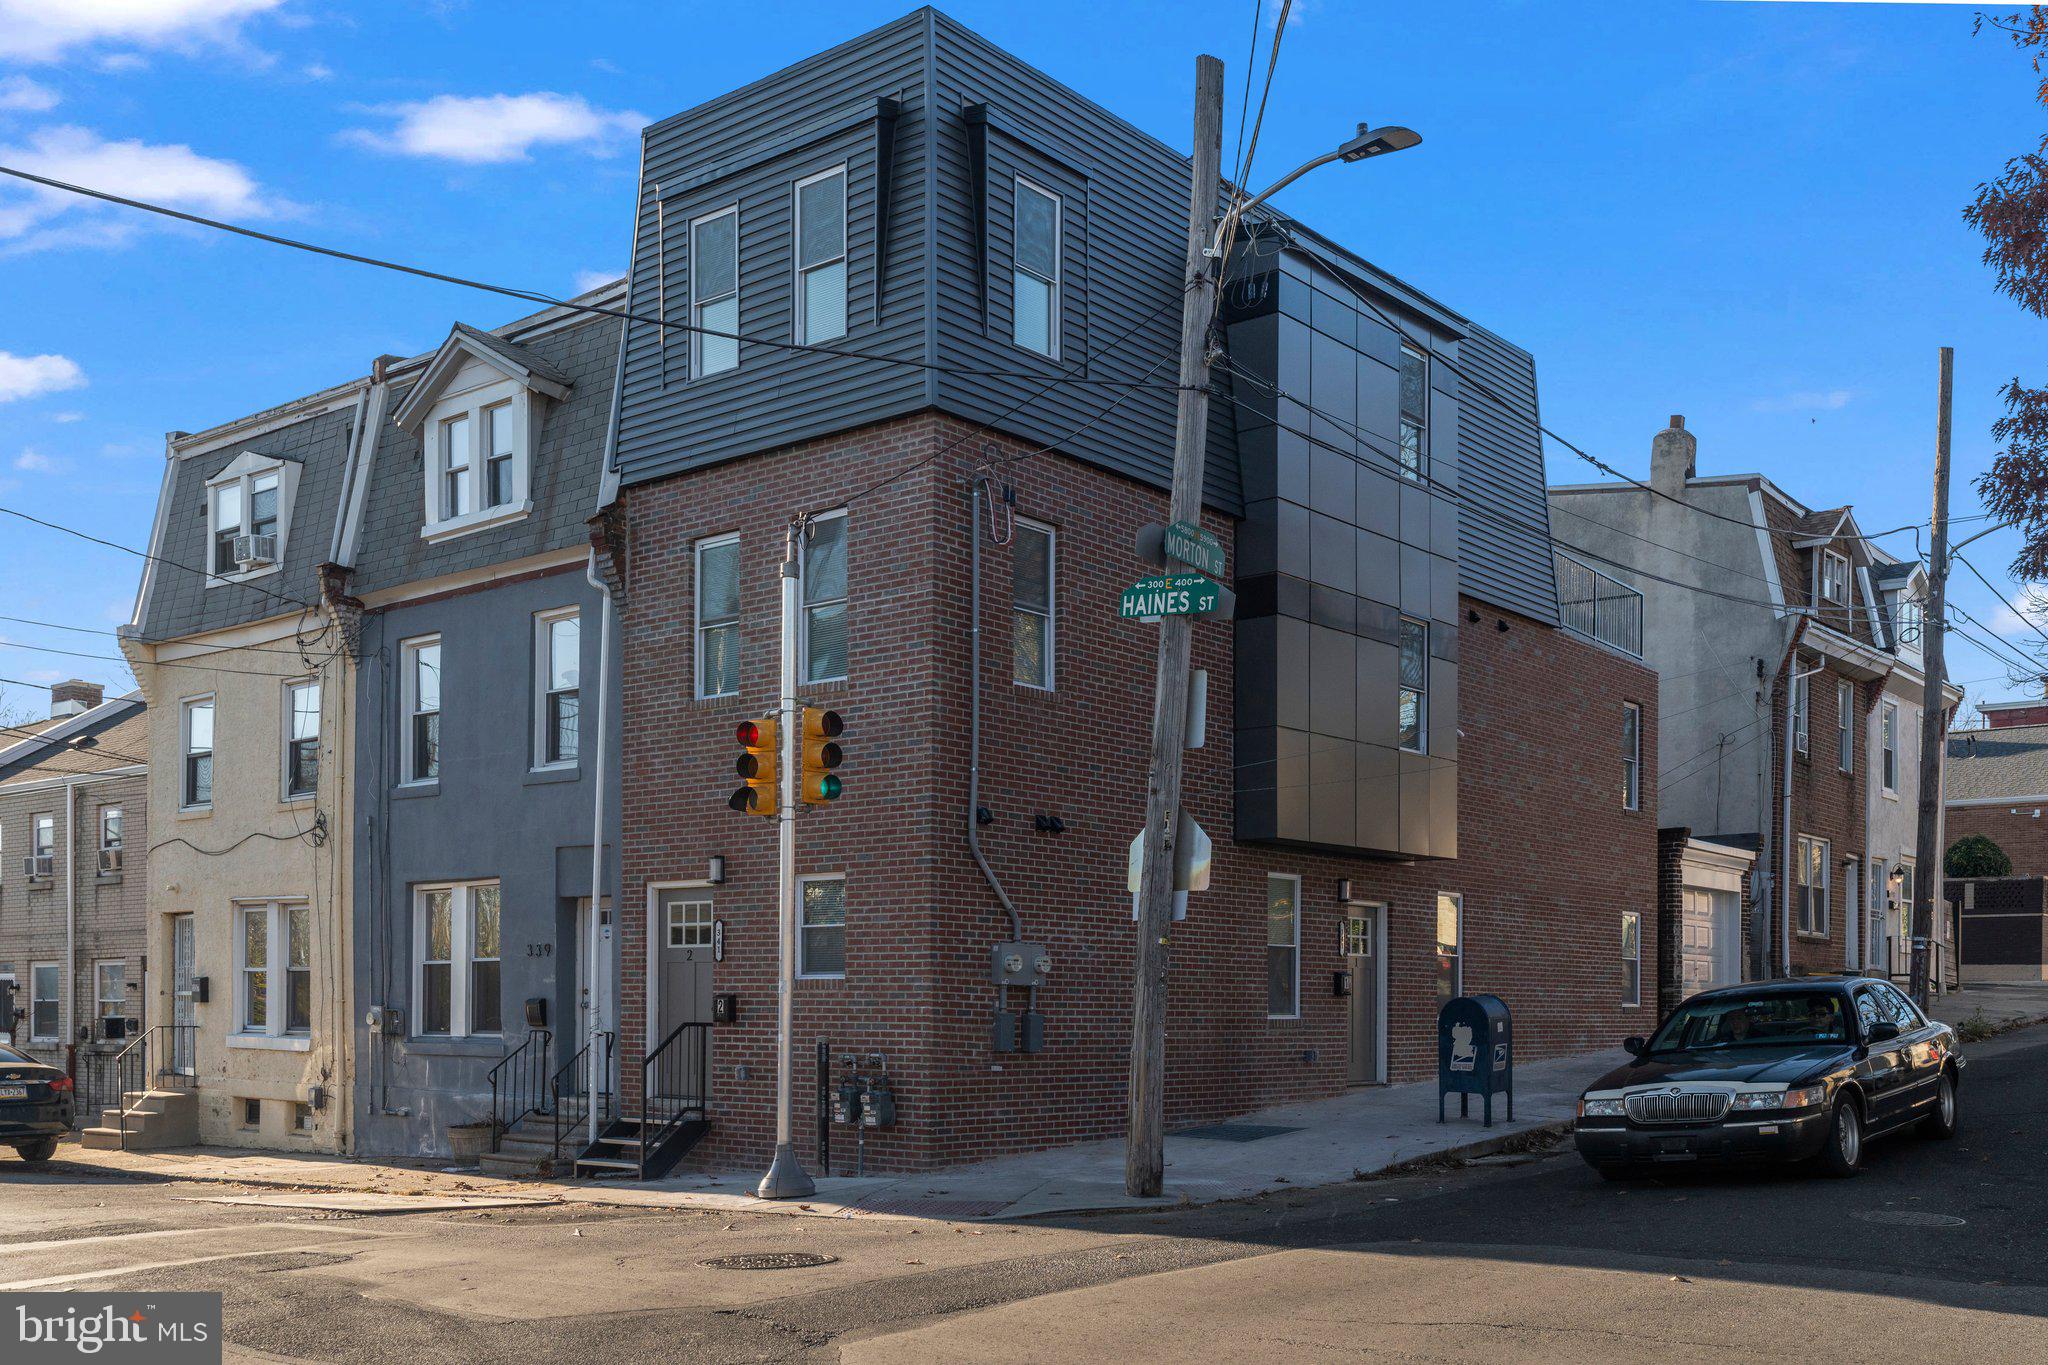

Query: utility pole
[1910,347,1953,1009]
[759,518,815,1199]
[1127,53,1224,1201]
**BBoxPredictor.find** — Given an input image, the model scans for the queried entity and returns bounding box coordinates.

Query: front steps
[573,1114,708,1180]
[79,1089,198,1150]
[476,1119,564,1178]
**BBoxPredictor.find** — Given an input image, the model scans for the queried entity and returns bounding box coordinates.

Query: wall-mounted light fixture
[1337,878,1353,903]
[708,855,727,885]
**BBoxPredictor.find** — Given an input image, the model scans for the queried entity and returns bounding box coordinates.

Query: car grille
[1626,1090,1731,1124]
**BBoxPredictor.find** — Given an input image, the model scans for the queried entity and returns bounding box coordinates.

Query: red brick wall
[1764,658,1869,975]
[617,414,1661,1173]
[1945,805,2048,879]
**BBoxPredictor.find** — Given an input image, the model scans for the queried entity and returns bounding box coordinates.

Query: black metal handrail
[488,1028,553,1152]
[637,1021,710,1179]
[550,1030,615,1165]
[87,1024,198,1151]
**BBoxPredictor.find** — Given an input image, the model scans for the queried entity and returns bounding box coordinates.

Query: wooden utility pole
[1911,346,1953,1008]
[1126,53,1224,1200]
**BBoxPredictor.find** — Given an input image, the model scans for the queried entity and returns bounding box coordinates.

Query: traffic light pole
[1127,53,1224,1201]
[759,519,816,1200]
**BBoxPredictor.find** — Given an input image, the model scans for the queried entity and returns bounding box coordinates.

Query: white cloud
[343,92,643,164]
[0,125,284,252]
[1752,388,1853,414]
[12,448,55,472]
[572,268,619,294]
[49,411,83,423]
[0,0,287,63]
[302,61,333,81]
[0,77,59,112]
[0,351,85,402]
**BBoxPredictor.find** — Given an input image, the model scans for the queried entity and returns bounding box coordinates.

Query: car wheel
[1813,1095,1862,1178]
[1920,1069,1959,1141]
[12,1138,56,1164]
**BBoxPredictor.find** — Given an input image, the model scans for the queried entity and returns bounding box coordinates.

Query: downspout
[584,550,613,1144]
[967,478,1022,942]
[63,774,83,1050]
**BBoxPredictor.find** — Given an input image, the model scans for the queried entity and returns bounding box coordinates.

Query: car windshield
[1649,991,1849,1052]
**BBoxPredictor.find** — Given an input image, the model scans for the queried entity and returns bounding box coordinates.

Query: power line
[0,504,321,615]
[0,613,330,657]
[0,638,340,682]
[0,162,1191,401]
[1951,547,2048,654]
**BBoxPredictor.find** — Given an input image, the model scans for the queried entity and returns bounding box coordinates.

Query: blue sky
[0,0,2043,719]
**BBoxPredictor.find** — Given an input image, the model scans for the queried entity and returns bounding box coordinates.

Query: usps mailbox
[1437,993,1513,1127]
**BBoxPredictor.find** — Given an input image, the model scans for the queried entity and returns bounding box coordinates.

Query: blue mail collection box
[1437,993,1513,1127]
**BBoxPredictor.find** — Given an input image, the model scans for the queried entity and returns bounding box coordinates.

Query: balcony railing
[1556,550,1644,658]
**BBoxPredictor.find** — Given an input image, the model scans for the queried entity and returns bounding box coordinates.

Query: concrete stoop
[79,1089,199,1151]
[475,1123,562,1179]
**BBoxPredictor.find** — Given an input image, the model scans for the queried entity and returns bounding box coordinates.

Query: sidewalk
[1928,979,2048,1033]
[45,1047,1619,1223]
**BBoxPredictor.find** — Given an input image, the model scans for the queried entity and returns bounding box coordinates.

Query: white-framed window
[1398,617,1428,752]
[691,204,740,378]
[534,608,580,768]
[1622,702,1641,811]
[1398,343,1428,481]
[1797,834,1831,936]
[1011,177,1061,359]
[284,678,320,800]
[205,452,294,583]
[1267,873,1300,1019]
[1898,858,1917,926]
[1621,911,1641,1006]
[1012,519,1055,690]
[1837,679,1854,774]
[695,533,741,699]
[1791,667,1810,757]
[29,962,58,1042]
[665,895,713,948]
[798,873,846,979]
[95,959,126,1028]
[31,812,53,866]
[401,636,442,785]
[1893,594,1923,650]
[1819,549,1849,605]
[414,881,500,1037]
[1435,892,1463,1002]
[801,509,849,684]
[418,379,534,541]
[1882,700,1899,793]
[794,165,848,345]
[236,901,312,1038]
[182,696,215,809]
[99,806,122,854]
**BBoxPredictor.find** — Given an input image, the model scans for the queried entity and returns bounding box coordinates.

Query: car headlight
[1731,1084,1827,1112]
[1578,1097,1626,1118]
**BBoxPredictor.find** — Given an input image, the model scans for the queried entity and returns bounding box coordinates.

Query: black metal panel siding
[141,405,355,641]
[347,313,621,598]
[610,11,933,488]
[1453,324,1559,625]
[927,13,1241,513]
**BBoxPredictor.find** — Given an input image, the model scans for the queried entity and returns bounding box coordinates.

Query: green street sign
[1120,573,1224,620]
[1162,520,1225,577]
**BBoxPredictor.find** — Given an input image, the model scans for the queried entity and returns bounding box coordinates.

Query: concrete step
[78,1127,127,1151]
[477,1149,558,1179]
[88,1090,198,1150]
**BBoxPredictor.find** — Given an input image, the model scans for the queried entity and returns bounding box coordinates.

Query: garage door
[1681,887,1742,997]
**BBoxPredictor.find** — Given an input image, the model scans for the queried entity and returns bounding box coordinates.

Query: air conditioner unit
[233,532,278,568]
[98,848,123,874]
[22,855,52,881]
[1794,730,1809,758]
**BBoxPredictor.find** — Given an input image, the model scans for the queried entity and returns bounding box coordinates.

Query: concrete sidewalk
[44,1047,1619,1223]
[1929,979,2048,1033]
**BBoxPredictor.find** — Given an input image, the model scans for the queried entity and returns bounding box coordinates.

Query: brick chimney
[49,678,103,720]
[1650,414,1696,497]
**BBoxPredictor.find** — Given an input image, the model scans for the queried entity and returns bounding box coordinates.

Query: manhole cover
[699,1252,840,1271]
[1854,1210,1967,1228]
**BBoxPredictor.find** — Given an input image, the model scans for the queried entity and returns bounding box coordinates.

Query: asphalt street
[6,1026,2048,1362]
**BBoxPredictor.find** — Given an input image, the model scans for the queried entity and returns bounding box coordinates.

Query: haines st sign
[1119,573,1225,620]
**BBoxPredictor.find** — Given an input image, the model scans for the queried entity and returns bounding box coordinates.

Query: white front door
[578,897,615,1047]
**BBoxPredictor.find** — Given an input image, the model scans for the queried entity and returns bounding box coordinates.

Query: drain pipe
[584,549,614,1145]
[967,478,1022,943]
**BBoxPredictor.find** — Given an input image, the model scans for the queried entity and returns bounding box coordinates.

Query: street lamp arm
[1210,150,1346,251]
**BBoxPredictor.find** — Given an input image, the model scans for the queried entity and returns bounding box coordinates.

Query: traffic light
[799,707,844,805]
[729,716,779,816]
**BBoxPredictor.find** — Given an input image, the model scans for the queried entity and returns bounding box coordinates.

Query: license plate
[1655,1136,1691,1155]
[0,1084,27,1100]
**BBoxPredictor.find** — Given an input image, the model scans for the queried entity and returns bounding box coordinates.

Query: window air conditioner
[99,848,123,874]
[233,532,278,568]
[23,855,52,880]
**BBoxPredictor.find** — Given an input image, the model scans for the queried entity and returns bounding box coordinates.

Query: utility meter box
[1437,993,1513,1127]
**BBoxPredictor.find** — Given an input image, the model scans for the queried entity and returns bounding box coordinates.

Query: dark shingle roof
[1947,724,2048,801]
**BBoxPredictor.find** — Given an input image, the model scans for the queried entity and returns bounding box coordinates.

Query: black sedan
[1575,976,1962,1179]
[0,1041,73,1164]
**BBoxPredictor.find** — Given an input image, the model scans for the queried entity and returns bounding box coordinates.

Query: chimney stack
[1650,414,1696,497]
[49,678,104,720]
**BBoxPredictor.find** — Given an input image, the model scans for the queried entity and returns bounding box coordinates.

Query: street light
[1207,121,1422,256]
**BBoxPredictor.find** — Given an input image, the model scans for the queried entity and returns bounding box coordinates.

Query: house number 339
[525,943,553,958]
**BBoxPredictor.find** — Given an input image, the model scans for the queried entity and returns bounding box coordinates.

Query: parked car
[0,1041,74,1164]
[1575,976,1962,1180]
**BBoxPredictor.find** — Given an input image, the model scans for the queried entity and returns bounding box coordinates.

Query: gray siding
[347,313,620,597]
[141,407,355,640]
[1454,325,1560,625]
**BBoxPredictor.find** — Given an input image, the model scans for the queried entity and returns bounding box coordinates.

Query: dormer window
[1818,549,1849,606]
[205,452,296,585]
[393,324,572,545]
[1892,593,1923,650]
